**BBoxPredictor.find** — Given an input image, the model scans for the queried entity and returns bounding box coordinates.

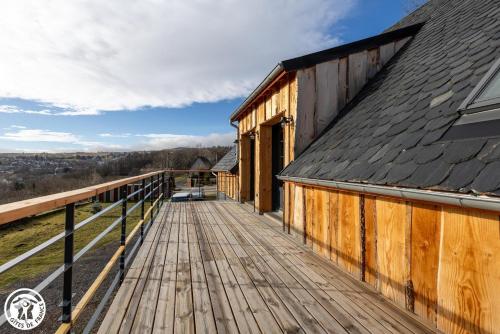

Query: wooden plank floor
[98,201,436,334]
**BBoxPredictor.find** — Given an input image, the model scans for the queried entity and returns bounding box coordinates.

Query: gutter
[230,63,284,121]
[277,175,500,213]
[230,120,239,161]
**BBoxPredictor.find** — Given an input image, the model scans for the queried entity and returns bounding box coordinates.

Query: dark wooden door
[249,138,255,201]
[272,123,284,211]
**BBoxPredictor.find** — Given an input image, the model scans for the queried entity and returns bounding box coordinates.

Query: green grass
[0,201,152,290]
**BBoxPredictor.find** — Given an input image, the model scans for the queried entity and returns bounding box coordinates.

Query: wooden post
[360,194,366,282]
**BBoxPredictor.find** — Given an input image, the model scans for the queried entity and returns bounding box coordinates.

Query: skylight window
[442,58,500,141]
[474,69,500,103]
[459,58,500,113]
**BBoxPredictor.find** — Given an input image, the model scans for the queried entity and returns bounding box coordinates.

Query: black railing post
[62,203,75,324]
[155,173,160,215]
[150,176,154,224]
[140,179,145,244]
[157,173,161,205]
[162,172,166,204]
[119,185,127,284]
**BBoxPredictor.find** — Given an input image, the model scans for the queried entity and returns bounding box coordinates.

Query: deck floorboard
[99,201,436,334]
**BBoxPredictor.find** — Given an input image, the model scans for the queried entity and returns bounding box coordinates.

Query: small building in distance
[186,156,213,187]
[211,146,238,200]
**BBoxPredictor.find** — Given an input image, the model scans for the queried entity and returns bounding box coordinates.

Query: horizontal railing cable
[0,198,124,275]
[0,184,155,275]
[126,187,143,200]
[55,194,164,334]
[81,209,161,334]
[0,172,168,331]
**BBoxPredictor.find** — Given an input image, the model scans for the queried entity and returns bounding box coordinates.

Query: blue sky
[0,0,412,152]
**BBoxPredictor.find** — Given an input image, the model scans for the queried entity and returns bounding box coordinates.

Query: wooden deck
[98,201,435,334]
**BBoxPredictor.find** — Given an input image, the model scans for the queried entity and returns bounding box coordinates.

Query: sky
[0,0,412,153]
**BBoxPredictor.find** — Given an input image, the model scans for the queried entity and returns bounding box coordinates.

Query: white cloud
[0,129,79,143]
[0,105,58,115]
[0,0,355,114]
[0,128,122,151]
[0,127,233,152]
[99,133,131,138]
[136,132,235,150]
[0,104,98,116]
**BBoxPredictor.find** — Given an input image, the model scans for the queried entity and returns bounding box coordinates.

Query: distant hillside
[0,146,230,204]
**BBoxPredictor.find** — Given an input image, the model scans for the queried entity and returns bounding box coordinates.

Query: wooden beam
[0,171,166,225]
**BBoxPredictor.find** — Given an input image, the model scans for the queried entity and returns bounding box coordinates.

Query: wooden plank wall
[285,182,500,334]
[237,73,297,213]
[239,136,251,202]
[237,37,412,213]
[294,37,412,156]
[217,172,239,201]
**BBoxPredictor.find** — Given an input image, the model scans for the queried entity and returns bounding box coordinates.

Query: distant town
[0,152,126,177]
[0,147,228,204]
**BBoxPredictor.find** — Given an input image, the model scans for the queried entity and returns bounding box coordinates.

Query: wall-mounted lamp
[233,139,239,144]
[249,131,256,140]
[280,115,294,128]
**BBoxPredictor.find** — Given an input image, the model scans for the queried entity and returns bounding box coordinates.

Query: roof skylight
[442,58,500,141]
[459,58,500,113]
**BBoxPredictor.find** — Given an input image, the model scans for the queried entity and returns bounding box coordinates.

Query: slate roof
[211,146,238,173]
[281,0,500,196]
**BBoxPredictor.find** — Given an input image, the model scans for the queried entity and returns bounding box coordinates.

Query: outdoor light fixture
[233,139,239,144]
[249,132,256,140]
[280,115,294,128]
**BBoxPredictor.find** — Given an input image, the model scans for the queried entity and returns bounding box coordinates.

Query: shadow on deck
[98,201,435,334]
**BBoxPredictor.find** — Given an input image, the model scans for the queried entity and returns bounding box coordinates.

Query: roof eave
[230,63,285,122]
[281,22,425,71]
[277,175,500,213]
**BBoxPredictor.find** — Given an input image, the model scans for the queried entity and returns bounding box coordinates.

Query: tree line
[0,146,229,204]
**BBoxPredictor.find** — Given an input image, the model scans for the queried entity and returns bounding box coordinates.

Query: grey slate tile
[212,146,238,172]
[405,160,452,188]
[386,161,418,184]
[442,139,486,163]
[415,144,446,164]
[280,0,500,197]
[442,159,485,189]
[471,161,500,192]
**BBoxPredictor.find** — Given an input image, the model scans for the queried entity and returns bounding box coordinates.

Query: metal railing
[0,171,169,334]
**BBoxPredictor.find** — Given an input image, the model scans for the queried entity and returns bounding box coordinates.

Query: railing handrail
[55,193,165,334]
[0,170,171,333]
[164,169,211,172]
[0,171,164,225]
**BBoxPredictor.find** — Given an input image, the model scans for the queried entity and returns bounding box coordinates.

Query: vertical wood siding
[286,182,500,334]
[237,73,297,213]
[294,38,412,156]
[216,172,239,201]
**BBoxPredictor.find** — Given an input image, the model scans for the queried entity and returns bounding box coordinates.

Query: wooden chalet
[186,156,213,186]
[231,15,420,213]
[0,1,498,334]
[230,0,500,333]
[211,145,239,200]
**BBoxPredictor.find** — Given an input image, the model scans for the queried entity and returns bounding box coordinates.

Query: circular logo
[4,288,45,330]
